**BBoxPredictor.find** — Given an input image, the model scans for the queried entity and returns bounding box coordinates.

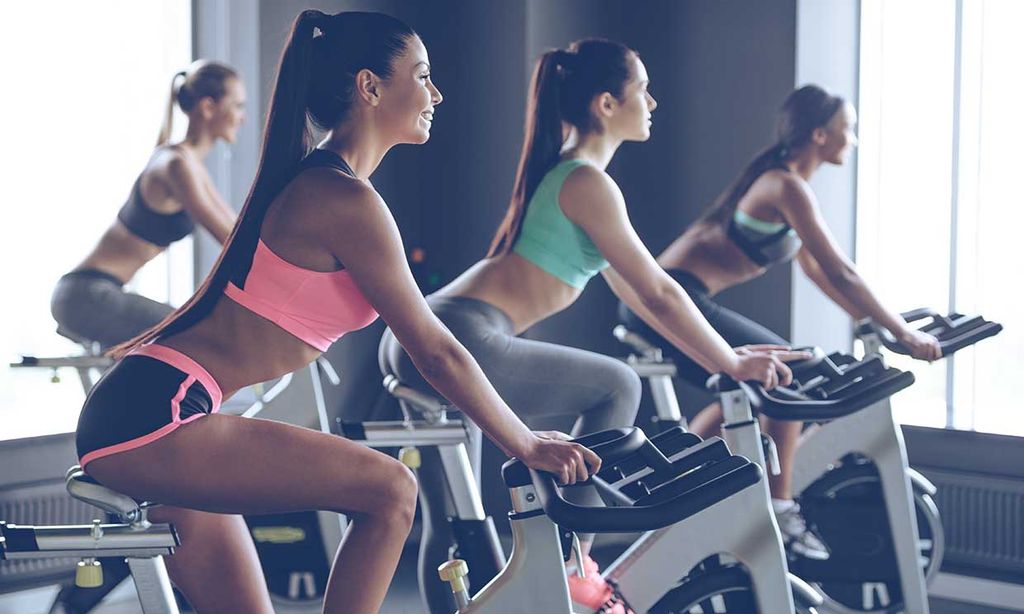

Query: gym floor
[0,544,421,613]
[0,542,1017,613]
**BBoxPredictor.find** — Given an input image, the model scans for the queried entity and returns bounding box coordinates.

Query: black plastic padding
[785,346,828,378]
[501,428,647,489]
[614,438,732,500]
[748,367,915,422]
[0,523,40,554]
[705,373,740,393]
[530,461,762,533]
[604,428,699,481]
[703,350,919,422]
[856,309,1002,358]
[450,518,505,587]
[648,427,702,457]
[338,421,366,440]
[633,456,749,507]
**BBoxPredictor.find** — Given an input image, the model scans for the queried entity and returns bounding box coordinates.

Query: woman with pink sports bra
[75,10,597,614]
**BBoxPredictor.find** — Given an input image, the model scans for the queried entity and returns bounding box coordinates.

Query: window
[857,0,1022,435]
[0,2,192,441]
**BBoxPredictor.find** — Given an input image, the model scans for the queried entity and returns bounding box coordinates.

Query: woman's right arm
[778,175,940,360]
[317,176,599,482]
[164,152,237,244]
[794,248,867,319]
[561,165,799,389]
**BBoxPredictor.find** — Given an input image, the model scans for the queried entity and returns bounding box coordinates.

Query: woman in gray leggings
[51,60,243,349]
[379,39,803,614]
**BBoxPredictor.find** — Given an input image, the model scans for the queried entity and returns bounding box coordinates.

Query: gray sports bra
[726,208,802,267]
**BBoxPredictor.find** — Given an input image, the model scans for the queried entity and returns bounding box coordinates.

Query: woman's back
[160,154,377,394]
[658,169,799,294]
[78,147,200,281]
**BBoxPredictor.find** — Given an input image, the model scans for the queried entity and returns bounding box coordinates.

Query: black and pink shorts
[76,344,222,468]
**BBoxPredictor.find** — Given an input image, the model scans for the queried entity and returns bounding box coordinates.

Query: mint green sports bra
[512,159,609,289]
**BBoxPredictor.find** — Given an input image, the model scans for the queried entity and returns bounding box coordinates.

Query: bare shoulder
[560,162,623,211]
[748,169,812,211]
[775,172,816,215]
[156,145,202,179]
[289,167,390,229]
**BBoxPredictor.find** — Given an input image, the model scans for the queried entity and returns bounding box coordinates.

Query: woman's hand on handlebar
[521,431,602,486]
[898,328,942,361]
[730,345,814,389]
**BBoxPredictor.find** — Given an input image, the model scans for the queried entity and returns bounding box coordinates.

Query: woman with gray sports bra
[380,39,802,614]
[620,84,942,560]
[50,60,243,349]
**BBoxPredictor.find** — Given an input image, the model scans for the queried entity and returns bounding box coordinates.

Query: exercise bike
[437,427,821,613]
[613,308,1001,613]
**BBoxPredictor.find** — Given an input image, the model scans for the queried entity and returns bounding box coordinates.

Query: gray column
[191,0,261,278]
[792,0,861,350]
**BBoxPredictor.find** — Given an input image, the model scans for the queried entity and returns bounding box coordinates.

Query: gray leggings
[51,269,174,349]
[378,296,641,613]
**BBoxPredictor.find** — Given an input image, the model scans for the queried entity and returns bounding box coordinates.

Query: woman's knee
[578,360,642,432]
[606,360,642,413]
[357,456,418,530]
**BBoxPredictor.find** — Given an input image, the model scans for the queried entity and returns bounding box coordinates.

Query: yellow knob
[76,559,103,588]
[399,447,422,469]
[438,559,469,593]
[51,371,61,384]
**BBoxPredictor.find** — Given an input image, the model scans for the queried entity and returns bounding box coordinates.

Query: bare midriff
[75,169,190,283]
[436,252,583,335]
[74,222,166,284]
[656,221,768,296]
[158,295,324,400]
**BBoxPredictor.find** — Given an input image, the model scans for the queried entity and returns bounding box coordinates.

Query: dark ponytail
[113,10,415,357]
[700,84,846,226]
[488,39,637,257]
[157,60,240,147]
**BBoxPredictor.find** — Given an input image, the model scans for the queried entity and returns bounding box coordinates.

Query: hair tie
[313,12,332,34]
[553,49,575,75]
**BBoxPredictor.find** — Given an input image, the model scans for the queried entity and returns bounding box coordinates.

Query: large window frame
[857,0,1021,436]
[0,2,193,441]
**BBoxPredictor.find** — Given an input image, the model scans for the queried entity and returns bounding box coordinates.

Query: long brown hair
[156,60,239,146]
[488,39,638,257]
[699,84,846,226]
[112,10,416,358]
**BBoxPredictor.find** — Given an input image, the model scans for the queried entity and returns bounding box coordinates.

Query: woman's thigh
[466,332,641,429]
[85,413,417,518]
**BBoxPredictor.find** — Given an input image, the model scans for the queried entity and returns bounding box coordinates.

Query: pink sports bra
[224,239,378,351]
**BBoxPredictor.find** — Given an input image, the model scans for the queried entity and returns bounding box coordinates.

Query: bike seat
[65,466,151,523]
[55,327,102,351]
[613,325,663,357]
[382,374,451,418]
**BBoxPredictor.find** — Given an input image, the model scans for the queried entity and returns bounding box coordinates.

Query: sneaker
[567,555,633,613]
[776,502,830,560]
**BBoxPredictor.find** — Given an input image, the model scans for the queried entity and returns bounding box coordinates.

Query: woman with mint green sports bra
[620,84,942,561]
[379,39,801,614]
[511,157,609,287]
